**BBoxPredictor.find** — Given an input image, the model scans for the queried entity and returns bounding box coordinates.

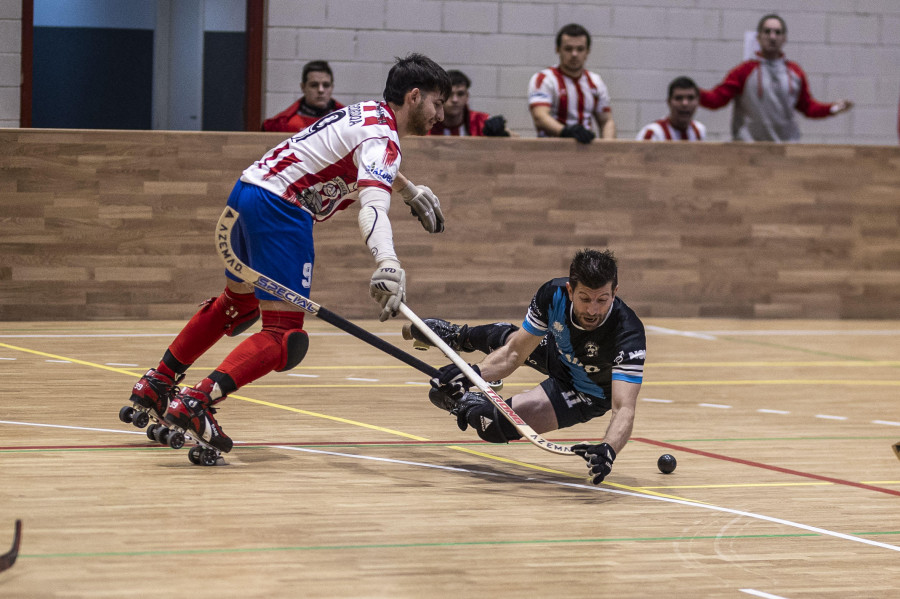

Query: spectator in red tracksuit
[700,14,852,142]
[428,70,510,137]
[261,60,345,133]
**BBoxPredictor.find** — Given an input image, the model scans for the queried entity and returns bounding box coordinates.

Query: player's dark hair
[570,249,617,290]
[556,23,591,50]
[302,60,333,85]
[757,13,787,35]
[383,53,451,105]
[667,76,699,100]
[447,69,471,89]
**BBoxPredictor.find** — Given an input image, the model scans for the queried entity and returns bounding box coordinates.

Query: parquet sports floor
[1,317,898,598]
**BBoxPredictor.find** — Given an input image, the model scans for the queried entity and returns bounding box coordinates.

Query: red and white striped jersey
[636,118,706,141]
[241,101,401,222]
[528,66,611,135]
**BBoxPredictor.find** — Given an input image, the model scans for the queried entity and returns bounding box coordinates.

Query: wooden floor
[0,316,898,598]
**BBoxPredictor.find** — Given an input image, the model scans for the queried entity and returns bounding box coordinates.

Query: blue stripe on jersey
[612,372,643,384]
[522,318,544,336]
[548,287,607,399]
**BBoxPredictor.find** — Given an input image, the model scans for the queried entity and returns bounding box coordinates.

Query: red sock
[167,287,259,366]
[215,310,305,389]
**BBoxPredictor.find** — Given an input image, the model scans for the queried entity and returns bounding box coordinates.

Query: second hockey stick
[215,207,439,378]
[0,520,21,573]
[399,304,574,456]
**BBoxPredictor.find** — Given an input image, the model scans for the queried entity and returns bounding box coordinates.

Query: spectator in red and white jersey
[261,60,345,133]
[428,70,511,137]
[528,23,615,143]
[700,14,852,142]
[637,77,707,142]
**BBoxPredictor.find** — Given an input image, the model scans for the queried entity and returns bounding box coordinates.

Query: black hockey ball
[657,453,677,474]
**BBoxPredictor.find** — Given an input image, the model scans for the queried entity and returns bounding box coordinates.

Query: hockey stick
[398,304,574,456]
[0,520,21,573]
[215,207,440,378]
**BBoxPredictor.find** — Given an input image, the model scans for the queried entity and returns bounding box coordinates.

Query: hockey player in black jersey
[404,249,645,485]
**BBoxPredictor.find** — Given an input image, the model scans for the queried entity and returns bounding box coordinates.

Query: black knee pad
[276,329,309,372]
[458,395,522,443]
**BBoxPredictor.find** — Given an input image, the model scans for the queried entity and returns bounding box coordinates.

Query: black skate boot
[402,319,475,353]
[164,386,233,454]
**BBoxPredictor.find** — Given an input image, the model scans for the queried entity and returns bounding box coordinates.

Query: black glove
[560,123,595,144]
[429,363,480,402]
[482,115,510,137]
[572,442,617,485]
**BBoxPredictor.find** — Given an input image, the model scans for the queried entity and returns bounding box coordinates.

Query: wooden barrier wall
[1,128,898,321]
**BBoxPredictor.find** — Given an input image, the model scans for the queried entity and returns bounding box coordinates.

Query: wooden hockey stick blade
[893,441,900,461]
[399,304,574,456]
[215,207,439,378]
[0,520,21,573]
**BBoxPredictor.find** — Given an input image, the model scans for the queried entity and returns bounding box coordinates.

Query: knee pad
[458,394,523,443]
[276,329,309,372]
[220,289,260,337]
[261,310,308,372]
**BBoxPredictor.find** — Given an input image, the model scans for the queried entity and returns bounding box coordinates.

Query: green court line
[18,530,900,560]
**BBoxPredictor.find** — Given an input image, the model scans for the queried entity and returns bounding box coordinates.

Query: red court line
[631,437,900,498]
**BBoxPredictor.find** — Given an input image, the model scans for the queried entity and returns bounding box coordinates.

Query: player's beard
[407,99,430,136]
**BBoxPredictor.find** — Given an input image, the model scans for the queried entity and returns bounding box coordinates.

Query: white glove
[369,259,406,321]
[400,181,444,234]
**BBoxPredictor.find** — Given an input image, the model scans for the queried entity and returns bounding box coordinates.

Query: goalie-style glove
[369,259,406,322]
[560,123,595,144]
[482,115,510,137]
[572,442,617,485]
[429,363,480,402]
[400,181,445,234]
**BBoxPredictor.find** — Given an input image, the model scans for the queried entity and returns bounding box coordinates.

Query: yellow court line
[0,340,702,503]
[652,361,900,367]
[638,482,833,490]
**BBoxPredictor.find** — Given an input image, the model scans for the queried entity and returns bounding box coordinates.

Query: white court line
[405,381,429,386]
[815,414,847,421]
[105,362,139,367]
[872,420,900,426]
[3,419,898,554]
[0,357,16,360]
[274,445,900,554]
[0,419,146,436]
[287,373,319,378]
[699,403,732,409]
[758,409,791,415]
[740,590,790,599]
[346,377,378,382]
[45,359,71,363]
[641,398,674,403]
[645,325,717,340]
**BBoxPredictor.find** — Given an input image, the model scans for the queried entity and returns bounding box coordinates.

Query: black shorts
[539,377,610,430]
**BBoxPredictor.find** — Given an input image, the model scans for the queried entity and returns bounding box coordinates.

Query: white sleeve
[357,186,398,264]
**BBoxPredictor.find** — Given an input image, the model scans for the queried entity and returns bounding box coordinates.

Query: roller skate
[119,369,183,446]
[402,319,503,391]
[163,385,232,466]
[402,318,474,353]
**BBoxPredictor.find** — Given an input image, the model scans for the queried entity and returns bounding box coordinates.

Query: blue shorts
[225,180,315,302]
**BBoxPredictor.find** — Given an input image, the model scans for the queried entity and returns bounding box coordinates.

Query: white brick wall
[263,0,900,145]
[0,0,21,128]
[0,1,895,143]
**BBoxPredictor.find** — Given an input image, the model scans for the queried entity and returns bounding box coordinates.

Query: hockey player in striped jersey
[409,249,646,485]
[528,23,615,143]
[128,54,451,456]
